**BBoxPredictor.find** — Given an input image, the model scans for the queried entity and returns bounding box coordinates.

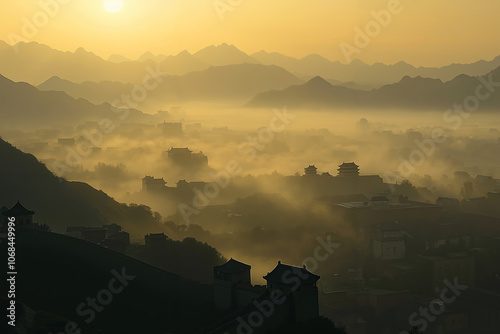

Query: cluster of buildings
[65,223,130,253]
[210,259,321,334]
[165,147,208,171]
[142,175,214,197]
[292,162,388,198]
[314,191,500,333]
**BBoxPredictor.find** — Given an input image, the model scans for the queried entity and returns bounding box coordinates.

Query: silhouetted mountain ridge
[37,63,302,103]
[246,65,500,109]
[0,74,145,127]
[3,40,500,89]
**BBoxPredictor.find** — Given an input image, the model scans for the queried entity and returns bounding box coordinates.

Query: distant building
[298,162,387,197]
[158,122,183,137]
[263,261,320,322]
[65,224,129,252]
[102,223,122,237]
[167,147,208,170]
[371,196,390,210]
[372,222,406,260]
[214,259,263,311]
[83,227,107,244]
[100,231,130,253]
[65,226,86,239]
[145,232,168,248]
[419,253,476,293]
[332,197,442,226]
[142,176,167,192]
[338,162,360,177]
[2,201,35,226]
[304,165,318,175]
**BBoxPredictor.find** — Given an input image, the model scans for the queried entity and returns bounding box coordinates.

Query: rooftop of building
[339,162,359,168]
[214,258,251,274]
[145,232,168,238]
[263,261,320,285]
[167,147,192,154]
[2,201,35,217]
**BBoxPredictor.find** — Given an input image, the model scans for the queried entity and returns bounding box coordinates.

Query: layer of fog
[3,105,500,282]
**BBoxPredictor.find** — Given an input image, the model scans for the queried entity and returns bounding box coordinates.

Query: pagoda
[304,165,318,175]
[337,162,360,177]
[2,201,35,226]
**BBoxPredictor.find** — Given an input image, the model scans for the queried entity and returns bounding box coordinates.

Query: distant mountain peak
[349,58,367,65]
[141,51,155,58]
[75,47,88,54]
[177,50,192,57]
[305,76,332,87]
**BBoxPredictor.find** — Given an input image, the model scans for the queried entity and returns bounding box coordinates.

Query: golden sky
[1,0,499,66]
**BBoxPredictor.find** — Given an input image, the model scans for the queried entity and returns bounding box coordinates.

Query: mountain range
[37,63,302,104]
[252,51,500,87]
[246,66,500,110]
[2,40,500,88]
[0,74,148,127]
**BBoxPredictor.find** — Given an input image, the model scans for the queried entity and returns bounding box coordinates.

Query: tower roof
[215,258,251,274]
[2,201,35,217]
[339,162,359,168]
[263,261,320,285]
[168,147,192,154]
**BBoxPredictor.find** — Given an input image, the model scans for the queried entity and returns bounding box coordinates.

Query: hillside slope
[0,138,162,236]
[3,228,214,333]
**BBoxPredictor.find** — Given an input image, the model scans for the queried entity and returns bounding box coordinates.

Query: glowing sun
[104,0,123,13]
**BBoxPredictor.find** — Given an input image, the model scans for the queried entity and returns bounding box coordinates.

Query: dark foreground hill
[1,228,214,333]
[0,138,162,236]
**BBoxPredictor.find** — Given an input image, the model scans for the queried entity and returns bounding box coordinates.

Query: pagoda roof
[145,232,167,238]
[2,201,35,217]
[339,162,359,167]
[263,261,320,285]
[168,147,192,153]
[215,258,251,274]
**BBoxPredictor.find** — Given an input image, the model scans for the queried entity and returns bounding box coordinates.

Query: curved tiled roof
[215,258,251,274]
[2,201,35,217]
[263,261,320,285]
